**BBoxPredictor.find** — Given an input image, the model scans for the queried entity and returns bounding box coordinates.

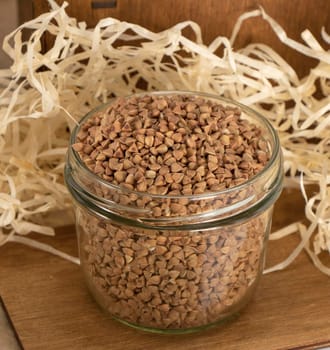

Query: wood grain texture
[18,0,33,25]
[1,188,330,350]
[30,0,330,77]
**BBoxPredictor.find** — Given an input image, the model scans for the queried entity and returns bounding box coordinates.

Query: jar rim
[68,90,281,201]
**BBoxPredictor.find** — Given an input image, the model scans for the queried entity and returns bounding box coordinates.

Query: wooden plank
[30,0,330,77]
[0,188,329,350]
[18,0,33,24]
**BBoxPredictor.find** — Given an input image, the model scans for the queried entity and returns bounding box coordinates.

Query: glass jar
[64,91,283,333]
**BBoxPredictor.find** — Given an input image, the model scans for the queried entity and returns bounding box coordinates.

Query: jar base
[110,311,241,334]
[83,265,260,334]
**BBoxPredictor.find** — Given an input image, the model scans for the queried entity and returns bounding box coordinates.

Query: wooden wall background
[18,0,330,77]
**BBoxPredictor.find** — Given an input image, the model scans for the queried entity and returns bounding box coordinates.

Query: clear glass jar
[64,91,283,333]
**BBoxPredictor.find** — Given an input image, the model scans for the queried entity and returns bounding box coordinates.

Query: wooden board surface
[1,188,330,350]
[29,0,330,77]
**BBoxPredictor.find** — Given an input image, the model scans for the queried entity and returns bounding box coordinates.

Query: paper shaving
[0,1,329,273]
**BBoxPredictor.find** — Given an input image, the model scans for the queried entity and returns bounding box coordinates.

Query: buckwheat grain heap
[73,94,271,330]
[73,94,269,197]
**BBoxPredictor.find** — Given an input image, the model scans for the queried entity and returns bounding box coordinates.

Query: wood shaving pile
[0,1,329,274]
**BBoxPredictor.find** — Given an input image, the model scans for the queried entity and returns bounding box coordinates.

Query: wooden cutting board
[1,188,330,350]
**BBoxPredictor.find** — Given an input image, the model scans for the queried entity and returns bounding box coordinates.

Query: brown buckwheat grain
[73,94,271,329]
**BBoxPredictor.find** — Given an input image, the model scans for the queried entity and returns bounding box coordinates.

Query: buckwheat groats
[73,94,269,196]
[78,209,268,330]
[66,92,283,332]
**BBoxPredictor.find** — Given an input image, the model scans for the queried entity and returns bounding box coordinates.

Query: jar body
[65,91,283,333]
[75,203,273,332]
